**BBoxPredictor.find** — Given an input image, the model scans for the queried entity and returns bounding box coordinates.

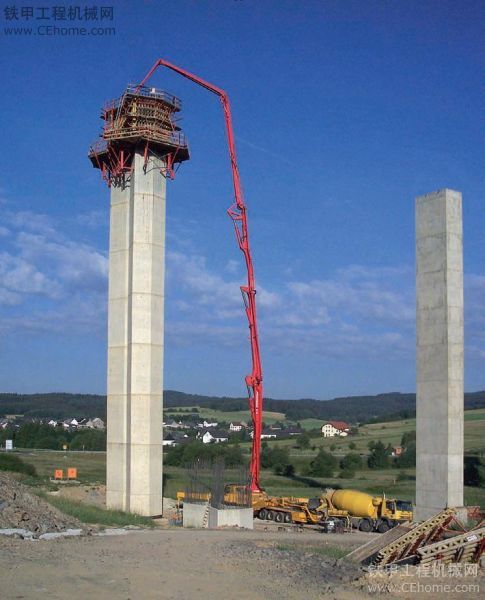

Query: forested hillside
[1,390,484,424]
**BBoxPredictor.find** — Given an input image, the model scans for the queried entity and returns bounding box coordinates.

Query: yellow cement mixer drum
[331,489,375,518]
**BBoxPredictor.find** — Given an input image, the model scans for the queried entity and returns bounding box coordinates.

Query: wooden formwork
[417,527,485,565]
[372,509,457,566]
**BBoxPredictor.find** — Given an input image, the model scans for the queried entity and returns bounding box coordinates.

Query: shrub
[70,430,106,451]
[348,441,356,450]
[340,452,362,472]
[295,432,311,450]
[310,449,337,477]
[0,453,37,477]
[283,464,295,477]
[163,440,245,468]
[339,469,355,479]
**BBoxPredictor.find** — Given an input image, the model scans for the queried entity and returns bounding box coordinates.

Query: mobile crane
[135,60,264,492]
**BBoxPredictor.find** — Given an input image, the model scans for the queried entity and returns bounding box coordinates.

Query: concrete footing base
[182,503,253,529]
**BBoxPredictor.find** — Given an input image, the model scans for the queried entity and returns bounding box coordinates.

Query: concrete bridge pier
[106,153,166,517]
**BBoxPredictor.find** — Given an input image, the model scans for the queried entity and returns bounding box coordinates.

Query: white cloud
[225,259,239,274]
[4,210,55,235]
[0,209,108,340]
[1,206,483,366]
[75,210,107,229]
[164,249,416,359]
[17,231,108,292]
[287,267,414,325]
[0,252,62,302]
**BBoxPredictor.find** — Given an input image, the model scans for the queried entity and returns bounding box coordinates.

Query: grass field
[165,406,286,424]
[16,450,106,484]
[12,409,485,510]
[36,491,154,528]
[17,456,483,508]
[464,408,485,421]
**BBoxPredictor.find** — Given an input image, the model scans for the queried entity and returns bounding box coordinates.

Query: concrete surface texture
[208,507,254,529]
[182,503,207,528]
[415,189,464,521]
[106,152,166,516]
[182,503,254,529]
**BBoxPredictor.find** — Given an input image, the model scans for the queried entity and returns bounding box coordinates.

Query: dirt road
[0,527,369,599]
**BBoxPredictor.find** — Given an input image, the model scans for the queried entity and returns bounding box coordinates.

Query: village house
[197,429,229,444]
[164,420,191,430]
[321,421,350,437]
[162,433,176,447]
[229,421,246,432]
[86,417,105,430]
[249,429,277,440]
[196,419,218,429]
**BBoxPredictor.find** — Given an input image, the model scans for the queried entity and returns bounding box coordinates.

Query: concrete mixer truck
[318,488,413,532]
[253,488,413,532]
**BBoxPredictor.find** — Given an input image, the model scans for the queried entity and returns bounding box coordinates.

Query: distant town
[0,413,352,445]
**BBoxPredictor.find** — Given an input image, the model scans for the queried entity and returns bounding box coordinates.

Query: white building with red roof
[321,421,350,437]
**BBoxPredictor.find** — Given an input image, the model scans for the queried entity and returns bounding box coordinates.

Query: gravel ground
[0,481,481,600]
[0,473,83,536]
[0,527,373,599]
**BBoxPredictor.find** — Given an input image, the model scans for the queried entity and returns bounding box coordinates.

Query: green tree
[295,432,311,450]
[395,442,416,468]
[349,441,356,450]
[283,463,295,477]
[401,430,416,447]
[220,443,244,467]
[340,452,362,471]
[310,449,337,477]
[70,430,106,451]
[367,441,390,469]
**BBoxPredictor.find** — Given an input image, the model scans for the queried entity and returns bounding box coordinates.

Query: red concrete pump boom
[136,60,264,492]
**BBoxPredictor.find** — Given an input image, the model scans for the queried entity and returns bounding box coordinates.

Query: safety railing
[103,85,182,113]
[102,126,188,147]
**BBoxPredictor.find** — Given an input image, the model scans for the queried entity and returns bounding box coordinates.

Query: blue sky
[0,0,483,399]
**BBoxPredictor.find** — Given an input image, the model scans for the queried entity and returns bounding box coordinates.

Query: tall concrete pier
[89,84,190,516]
[106,153,166,516]
[415,189,464,521]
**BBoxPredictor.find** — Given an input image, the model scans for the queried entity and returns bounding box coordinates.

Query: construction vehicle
[320,489,413,532]
[253,489,413,533]
[176,484,250,507]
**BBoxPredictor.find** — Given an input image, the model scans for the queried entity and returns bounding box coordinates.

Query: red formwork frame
[135,60,264,492]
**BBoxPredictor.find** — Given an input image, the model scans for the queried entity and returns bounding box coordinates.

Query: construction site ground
[0,474,482,598]
[0,525,482,599]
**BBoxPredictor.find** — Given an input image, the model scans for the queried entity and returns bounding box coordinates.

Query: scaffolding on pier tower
[89,84,190,184]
